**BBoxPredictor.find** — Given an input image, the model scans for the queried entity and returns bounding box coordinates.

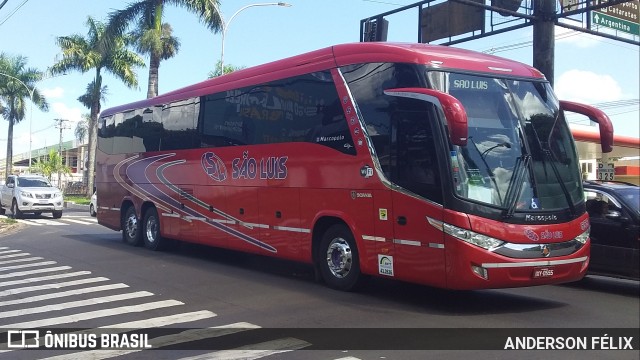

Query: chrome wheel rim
[146,216,158,244]
[325,237,352,278]
[125,213,138,239]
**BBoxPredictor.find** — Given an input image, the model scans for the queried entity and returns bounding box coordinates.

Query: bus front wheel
[319,224,362,291]
[143,207,166,251]
[122,206,142,246]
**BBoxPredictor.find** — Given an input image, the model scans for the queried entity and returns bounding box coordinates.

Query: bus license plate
[532,267,554,278]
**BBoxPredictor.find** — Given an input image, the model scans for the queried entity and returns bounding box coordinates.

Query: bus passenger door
[389,105,446,288]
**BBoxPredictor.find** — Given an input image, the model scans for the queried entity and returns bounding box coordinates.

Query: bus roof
[100,42,545,117]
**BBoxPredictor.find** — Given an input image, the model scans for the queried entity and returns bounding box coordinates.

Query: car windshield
[617,187,640,213]
[17,178,52,187]
[427,71,582,212]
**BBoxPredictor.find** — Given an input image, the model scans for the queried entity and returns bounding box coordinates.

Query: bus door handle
[397,216,407,225]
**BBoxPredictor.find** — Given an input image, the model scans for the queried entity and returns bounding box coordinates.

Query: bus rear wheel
[143,207,166,251]
[122,206,142,246]
[319,224,362,291]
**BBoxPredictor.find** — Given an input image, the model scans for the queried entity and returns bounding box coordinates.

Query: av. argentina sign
[592,0,640,36]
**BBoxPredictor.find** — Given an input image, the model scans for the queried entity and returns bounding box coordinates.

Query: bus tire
[143,207,166,251]
[319,224,362,291]
[122,206,142,246]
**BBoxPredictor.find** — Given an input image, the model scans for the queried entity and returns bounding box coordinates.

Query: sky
[0,0,638,160]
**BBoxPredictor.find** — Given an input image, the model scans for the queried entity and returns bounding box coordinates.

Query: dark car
[583,180,639,280]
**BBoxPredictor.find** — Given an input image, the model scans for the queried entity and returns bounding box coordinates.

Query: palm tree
[0,53,49,176]
[74,114,90,145]
[105,0,222,98]
[33,149,71,182]
[50,17,145,197]
[130,22,180,98]
[208,60,245,78]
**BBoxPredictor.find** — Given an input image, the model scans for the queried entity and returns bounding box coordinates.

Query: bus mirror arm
[383,88,468,146]
[560,100,614,153]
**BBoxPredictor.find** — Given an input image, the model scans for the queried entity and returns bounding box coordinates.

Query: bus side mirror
[560,100,613,153]
[384,88,468,146]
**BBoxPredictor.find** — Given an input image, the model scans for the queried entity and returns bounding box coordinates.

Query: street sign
[596,162,615,181]
[592,0,640,36]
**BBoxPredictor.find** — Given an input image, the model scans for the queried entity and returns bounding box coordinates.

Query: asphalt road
[0,208,638,360]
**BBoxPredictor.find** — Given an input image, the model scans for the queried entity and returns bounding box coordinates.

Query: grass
[64,195,91,205]
[1,217,17,224]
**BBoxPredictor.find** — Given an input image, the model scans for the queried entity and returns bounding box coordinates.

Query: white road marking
[0,283,129,306]
[177,338,312,360]
[2,299,184,328]
[0,271,92,288]
[0,276,108,295]
[0,291,155,319]
[0,266,72,279]
[0,260,57,272]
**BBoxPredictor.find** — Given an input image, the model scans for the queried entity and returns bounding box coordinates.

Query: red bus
[96,42,613,290]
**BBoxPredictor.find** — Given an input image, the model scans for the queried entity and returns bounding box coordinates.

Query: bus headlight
[575,228,590,245]
[443,223,504,251]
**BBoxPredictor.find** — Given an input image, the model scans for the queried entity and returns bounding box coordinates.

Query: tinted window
[161,98,200,150]
[201,71,354,154]
[341,62,422,178]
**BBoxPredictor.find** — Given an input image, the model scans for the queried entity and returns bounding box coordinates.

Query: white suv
[0,175,64,219]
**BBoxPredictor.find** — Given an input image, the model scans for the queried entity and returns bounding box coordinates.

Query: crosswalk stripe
[0,276,108,295]
[0,291,155,319]
[62,218,95,225]
[0,266,72,279]
[0,260,57,272]
[16,219,43,226]
[0,283,129,306]
[32,219,67,226]
[177,338,312,360]
[0,252,30,259]
[40,322,260,360]
[2,299,184,328]
[0,249,22,256]
[0,256,43,265]
[0,271,93,288]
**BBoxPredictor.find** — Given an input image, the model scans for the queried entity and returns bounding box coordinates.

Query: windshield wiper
[502,155,530,218]
[529,117,577,217]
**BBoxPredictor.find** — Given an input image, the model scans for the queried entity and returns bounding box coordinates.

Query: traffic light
[363,17,388,42]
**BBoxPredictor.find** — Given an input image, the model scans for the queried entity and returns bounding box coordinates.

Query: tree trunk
[147,53,160,98]
[5,119,13,176]
[86,72,101,197]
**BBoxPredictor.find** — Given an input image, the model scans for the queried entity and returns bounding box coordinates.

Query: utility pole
[54,119,70,188]
[533,0,556,87]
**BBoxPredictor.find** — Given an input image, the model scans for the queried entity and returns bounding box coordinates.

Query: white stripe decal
[273,226,311,233]
[393,239,422,247]
[482,256,588,268]
[429,243,445,249]
[162,212,181,218]
[362,235,385,242]
[240,222,269,229]
[210,218,237,225]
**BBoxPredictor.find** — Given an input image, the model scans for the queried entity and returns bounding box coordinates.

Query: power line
[0,0,28,27]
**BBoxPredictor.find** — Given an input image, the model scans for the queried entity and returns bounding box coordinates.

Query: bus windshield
[427,71,582,212]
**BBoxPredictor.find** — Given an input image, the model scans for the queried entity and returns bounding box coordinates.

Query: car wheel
[52,210,62,219]
[89,204,96,217]
[143,207,167,251]
[122,206,142,246]
[318,224,363,291]
[11,199,23,219]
